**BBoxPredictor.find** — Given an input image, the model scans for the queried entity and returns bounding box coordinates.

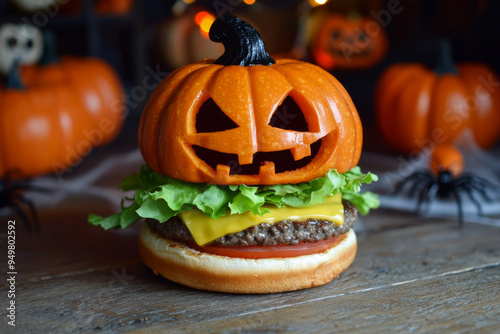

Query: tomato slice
[186,234,346,259]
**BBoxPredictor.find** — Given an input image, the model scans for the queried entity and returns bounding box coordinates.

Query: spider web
[360,130,500,226]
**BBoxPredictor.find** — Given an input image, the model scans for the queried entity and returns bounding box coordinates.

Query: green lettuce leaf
[89,165,379,230]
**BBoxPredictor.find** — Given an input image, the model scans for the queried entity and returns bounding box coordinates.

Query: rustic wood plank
[7,219,499,333]
[160,266,500,334]
[0,211,142,282]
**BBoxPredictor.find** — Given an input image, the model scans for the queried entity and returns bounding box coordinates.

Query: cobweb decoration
[360,130,500,227]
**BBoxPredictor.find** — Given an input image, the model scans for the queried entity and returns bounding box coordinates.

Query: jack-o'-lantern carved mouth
[186,95,328,178]
[192,138,323,176]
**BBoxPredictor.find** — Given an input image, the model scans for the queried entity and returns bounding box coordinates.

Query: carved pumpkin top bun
[139,14,363,185]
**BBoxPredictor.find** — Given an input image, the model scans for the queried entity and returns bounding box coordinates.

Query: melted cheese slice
[179,193,344,246]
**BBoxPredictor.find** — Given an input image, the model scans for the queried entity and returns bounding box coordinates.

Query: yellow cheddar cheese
[179,193,344,246]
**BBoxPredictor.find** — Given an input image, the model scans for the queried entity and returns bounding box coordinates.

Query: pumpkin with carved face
[139,57,362,185]
[312,13,388,70]
[90,14,378,294]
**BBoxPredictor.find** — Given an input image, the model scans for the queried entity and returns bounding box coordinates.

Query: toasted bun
[139,223,357,293]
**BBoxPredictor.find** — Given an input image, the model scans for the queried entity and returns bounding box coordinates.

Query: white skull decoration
[0,23,43,76]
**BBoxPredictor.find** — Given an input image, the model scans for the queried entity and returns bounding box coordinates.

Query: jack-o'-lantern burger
[89,14,379,293]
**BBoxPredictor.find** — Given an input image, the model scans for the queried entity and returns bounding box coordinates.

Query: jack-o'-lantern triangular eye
[195,98,239,133]
[269,96,308,132]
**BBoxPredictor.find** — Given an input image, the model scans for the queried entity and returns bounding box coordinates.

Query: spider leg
[458,174,500,192]
[461,182,492,202]
[9,200,33,233]
[11,181,50,194]
[14,194,40,233]
[455,175,499,201]
[451,186,465,227]
[393,171,432,195]
[457,184,485,216]
[416,182,439,214]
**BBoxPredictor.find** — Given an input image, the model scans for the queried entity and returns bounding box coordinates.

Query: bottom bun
[138,223,357,294]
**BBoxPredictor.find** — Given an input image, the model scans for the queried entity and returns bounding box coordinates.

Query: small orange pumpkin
[430,144,464,177]
[312,13,388,70]
[0,61,93,178]
[376,42,500,154]
[139,14,362,185]
[20,32,125,145]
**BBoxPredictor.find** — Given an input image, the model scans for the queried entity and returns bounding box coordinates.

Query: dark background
[1,0,499,151]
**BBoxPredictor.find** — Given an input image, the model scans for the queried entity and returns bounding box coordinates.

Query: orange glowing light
[244,0,256,4]
[310,0,328,6]
[195,11,216,37]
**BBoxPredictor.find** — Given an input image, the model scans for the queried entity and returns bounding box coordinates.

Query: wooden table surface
[2,194,499,333]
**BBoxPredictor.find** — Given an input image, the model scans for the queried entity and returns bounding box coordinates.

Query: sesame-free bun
[139,223,357,293]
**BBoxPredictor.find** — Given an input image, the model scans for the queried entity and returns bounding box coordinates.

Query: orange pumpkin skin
[430,144,464,177]
[0,83,93,178]
[21,56,125,145]
[139,59,363,185]
[312,14,388,70]
[376,63,500,154]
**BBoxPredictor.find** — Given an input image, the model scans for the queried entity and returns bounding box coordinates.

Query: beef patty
[147,200,357,247]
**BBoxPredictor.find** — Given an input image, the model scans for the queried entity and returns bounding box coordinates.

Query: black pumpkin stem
[6,57,25,90]
[39,30,60,66]
[434,40,459,75]
[209,13,275,66]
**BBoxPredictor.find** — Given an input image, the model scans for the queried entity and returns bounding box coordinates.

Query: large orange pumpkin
[0,62,93,178]
[312,13,388,70]
[20,33,125,145]
[139,14,362,185]
[376,42,500,154]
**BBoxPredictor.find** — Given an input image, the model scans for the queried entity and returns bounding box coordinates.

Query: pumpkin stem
[209,13,275,66]
[434,40,459,75]
[39,30,60,65]
[6,57,25,90]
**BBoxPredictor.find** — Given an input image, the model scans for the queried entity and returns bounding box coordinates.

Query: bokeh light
[195,11,216,37]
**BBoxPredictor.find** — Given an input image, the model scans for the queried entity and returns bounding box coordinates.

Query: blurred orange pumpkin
[21,57,125,146]
[376,42,500,154]
[0,63,94,178]
[312,13,388,70]
[140,14,363,185]
[20,32,125,146]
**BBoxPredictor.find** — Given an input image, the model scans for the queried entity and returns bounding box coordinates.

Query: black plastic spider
[393,144,500,226]
[0,172,47,232]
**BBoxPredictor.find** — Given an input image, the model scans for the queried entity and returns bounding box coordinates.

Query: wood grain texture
[3,215,499,334]
[161,266,500,334]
